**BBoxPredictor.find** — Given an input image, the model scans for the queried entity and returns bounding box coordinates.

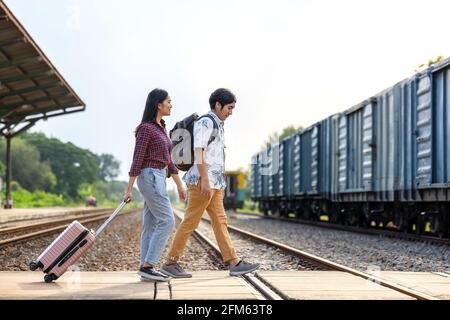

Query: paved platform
[375,271,450,300]
[0,208,106,228]
[1,271,449,300]
[0,271,264,300]
[257,271,415,300]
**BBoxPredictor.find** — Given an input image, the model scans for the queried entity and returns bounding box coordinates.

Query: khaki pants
[166,184,238,264]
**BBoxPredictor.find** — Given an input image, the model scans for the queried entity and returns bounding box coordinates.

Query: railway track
[0,208,138,248]
[235,210,450,246]
[173,208,437,300]
[0,208,108,229]
[172,210,284,300]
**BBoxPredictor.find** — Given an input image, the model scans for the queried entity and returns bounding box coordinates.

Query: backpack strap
[198,114,219,146]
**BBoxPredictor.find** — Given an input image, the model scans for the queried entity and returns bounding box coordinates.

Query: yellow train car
[224,170,246,210]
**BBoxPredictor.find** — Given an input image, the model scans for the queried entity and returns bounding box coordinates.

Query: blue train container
[250,57,450,236]
[279,136,294,198]
[395,77,417,201]
[334,98,377,201]
[268,143,280,197]
[317,116,335,197]
[292,132,301,196]
[329,114,342,199]
[373,86,398,202]
[290,125,319,196]
[250,154,260,200]
[260,150,270,199]
[310,124,320,195]
[337,113,347,194]
[346,99,376,193]
[300,128,313,194]
[414,60,450,199]
[430,65,450,186]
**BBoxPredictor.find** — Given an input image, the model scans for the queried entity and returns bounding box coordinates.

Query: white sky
[5,0,450,187]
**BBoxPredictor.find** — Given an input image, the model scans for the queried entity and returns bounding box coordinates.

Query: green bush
[12,187,65,208]
[77,180,143,209]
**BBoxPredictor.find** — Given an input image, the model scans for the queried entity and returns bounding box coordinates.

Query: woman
[124,88,186,281]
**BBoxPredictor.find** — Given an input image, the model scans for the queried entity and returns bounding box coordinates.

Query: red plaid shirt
[128,120,178,177]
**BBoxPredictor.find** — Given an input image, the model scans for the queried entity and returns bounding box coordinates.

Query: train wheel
[271,208,281,218]
[405,218,415,234]
[393,211,407,232]
[415,216,425,235]
[430,216,449,238]
[302,207,312,221]
[358,215,370,229]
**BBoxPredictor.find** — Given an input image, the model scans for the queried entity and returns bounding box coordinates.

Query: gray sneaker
[229,260,260,276]
[138,266,171,282]
[160,262,192,278]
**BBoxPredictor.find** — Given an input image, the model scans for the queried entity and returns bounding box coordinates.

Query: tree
[22,132,100,199]
[0,138,56,192]
[415,56,444,72]
[97,153,121,181]
[279,125,303,140]
[260,125,303,150]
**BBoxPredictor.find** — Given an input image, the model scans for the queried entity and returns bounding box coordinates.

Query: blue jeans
[137,167,175,266]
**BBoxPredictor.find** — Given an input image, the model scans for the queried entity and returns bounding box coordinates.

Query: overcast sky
[5,0,450,185]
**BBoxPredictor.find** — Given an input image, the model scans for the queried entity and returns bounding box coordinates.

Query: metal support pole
[4,134,12,209]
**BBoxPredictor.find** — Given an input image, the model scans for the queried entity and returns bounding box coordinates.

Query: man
[161,88,260,278]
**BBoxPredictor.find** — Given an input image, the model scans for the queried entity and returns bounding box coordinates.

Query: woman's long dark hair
[135,88,168,137]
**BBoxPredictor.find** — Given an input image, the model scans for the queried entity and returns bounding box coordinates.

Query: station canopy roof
[0,1,85,136]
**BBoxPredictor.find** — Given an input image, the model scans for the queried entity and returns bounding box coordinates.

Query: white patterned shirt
[182,111,226,190]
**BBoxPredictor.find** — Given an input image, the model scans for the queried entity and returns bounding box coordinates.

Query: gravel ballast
[0,210,220,272]
[226,213,450,273]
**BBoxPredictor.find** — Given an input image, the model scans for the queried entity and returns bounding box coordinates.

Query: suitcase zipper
[44,229,89,274]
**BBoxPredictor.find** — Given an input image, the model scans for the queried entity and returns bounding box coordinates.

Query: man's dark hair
[209,88,236,110]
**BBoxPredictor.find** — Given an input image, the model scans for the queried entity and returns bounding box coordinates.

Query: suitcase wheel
[29,261,39,271]
[44,274,57,283]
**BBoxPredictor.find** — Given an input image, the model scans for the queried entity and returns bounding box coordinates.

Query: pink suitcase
[29,201,127,283]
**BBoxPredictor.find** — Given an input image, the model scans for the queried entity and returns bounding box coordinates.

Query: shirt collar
[208,110,224,126]
[151,119,166,128]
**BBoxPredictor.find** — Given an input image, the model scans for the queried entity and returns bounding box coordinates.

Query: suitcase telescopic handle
[95,201,127,237]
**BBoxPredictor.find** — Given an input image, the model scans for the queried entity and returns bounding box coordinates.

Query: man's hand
[200,179,212,199]
[177,185,186,201]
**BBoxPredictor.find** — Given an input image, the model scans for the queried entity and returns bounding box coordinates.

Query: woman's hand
[177,185,186,201]
[123,189,133,203]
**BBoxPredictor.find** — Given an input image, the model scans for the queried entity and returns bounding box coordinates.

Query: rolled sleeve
[193,118,214,149]
[128,124,151,177]
[168,162,178,175]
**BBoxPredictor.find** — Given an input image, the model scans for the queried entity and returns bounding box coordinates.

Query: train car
[223,171,246,210]
[258,136,294,216]
[250,154,260,201]
[251,57,450,237]
[268,143,280,200]
[278,136,294,215]
[291,123,319,219]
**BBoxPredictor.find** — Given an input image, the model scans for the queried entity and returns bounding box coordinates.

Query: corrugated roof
[0,0,85,127]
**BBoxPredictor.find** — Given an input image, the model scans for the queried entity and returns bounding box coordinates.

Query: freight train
[251,57,450,237]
